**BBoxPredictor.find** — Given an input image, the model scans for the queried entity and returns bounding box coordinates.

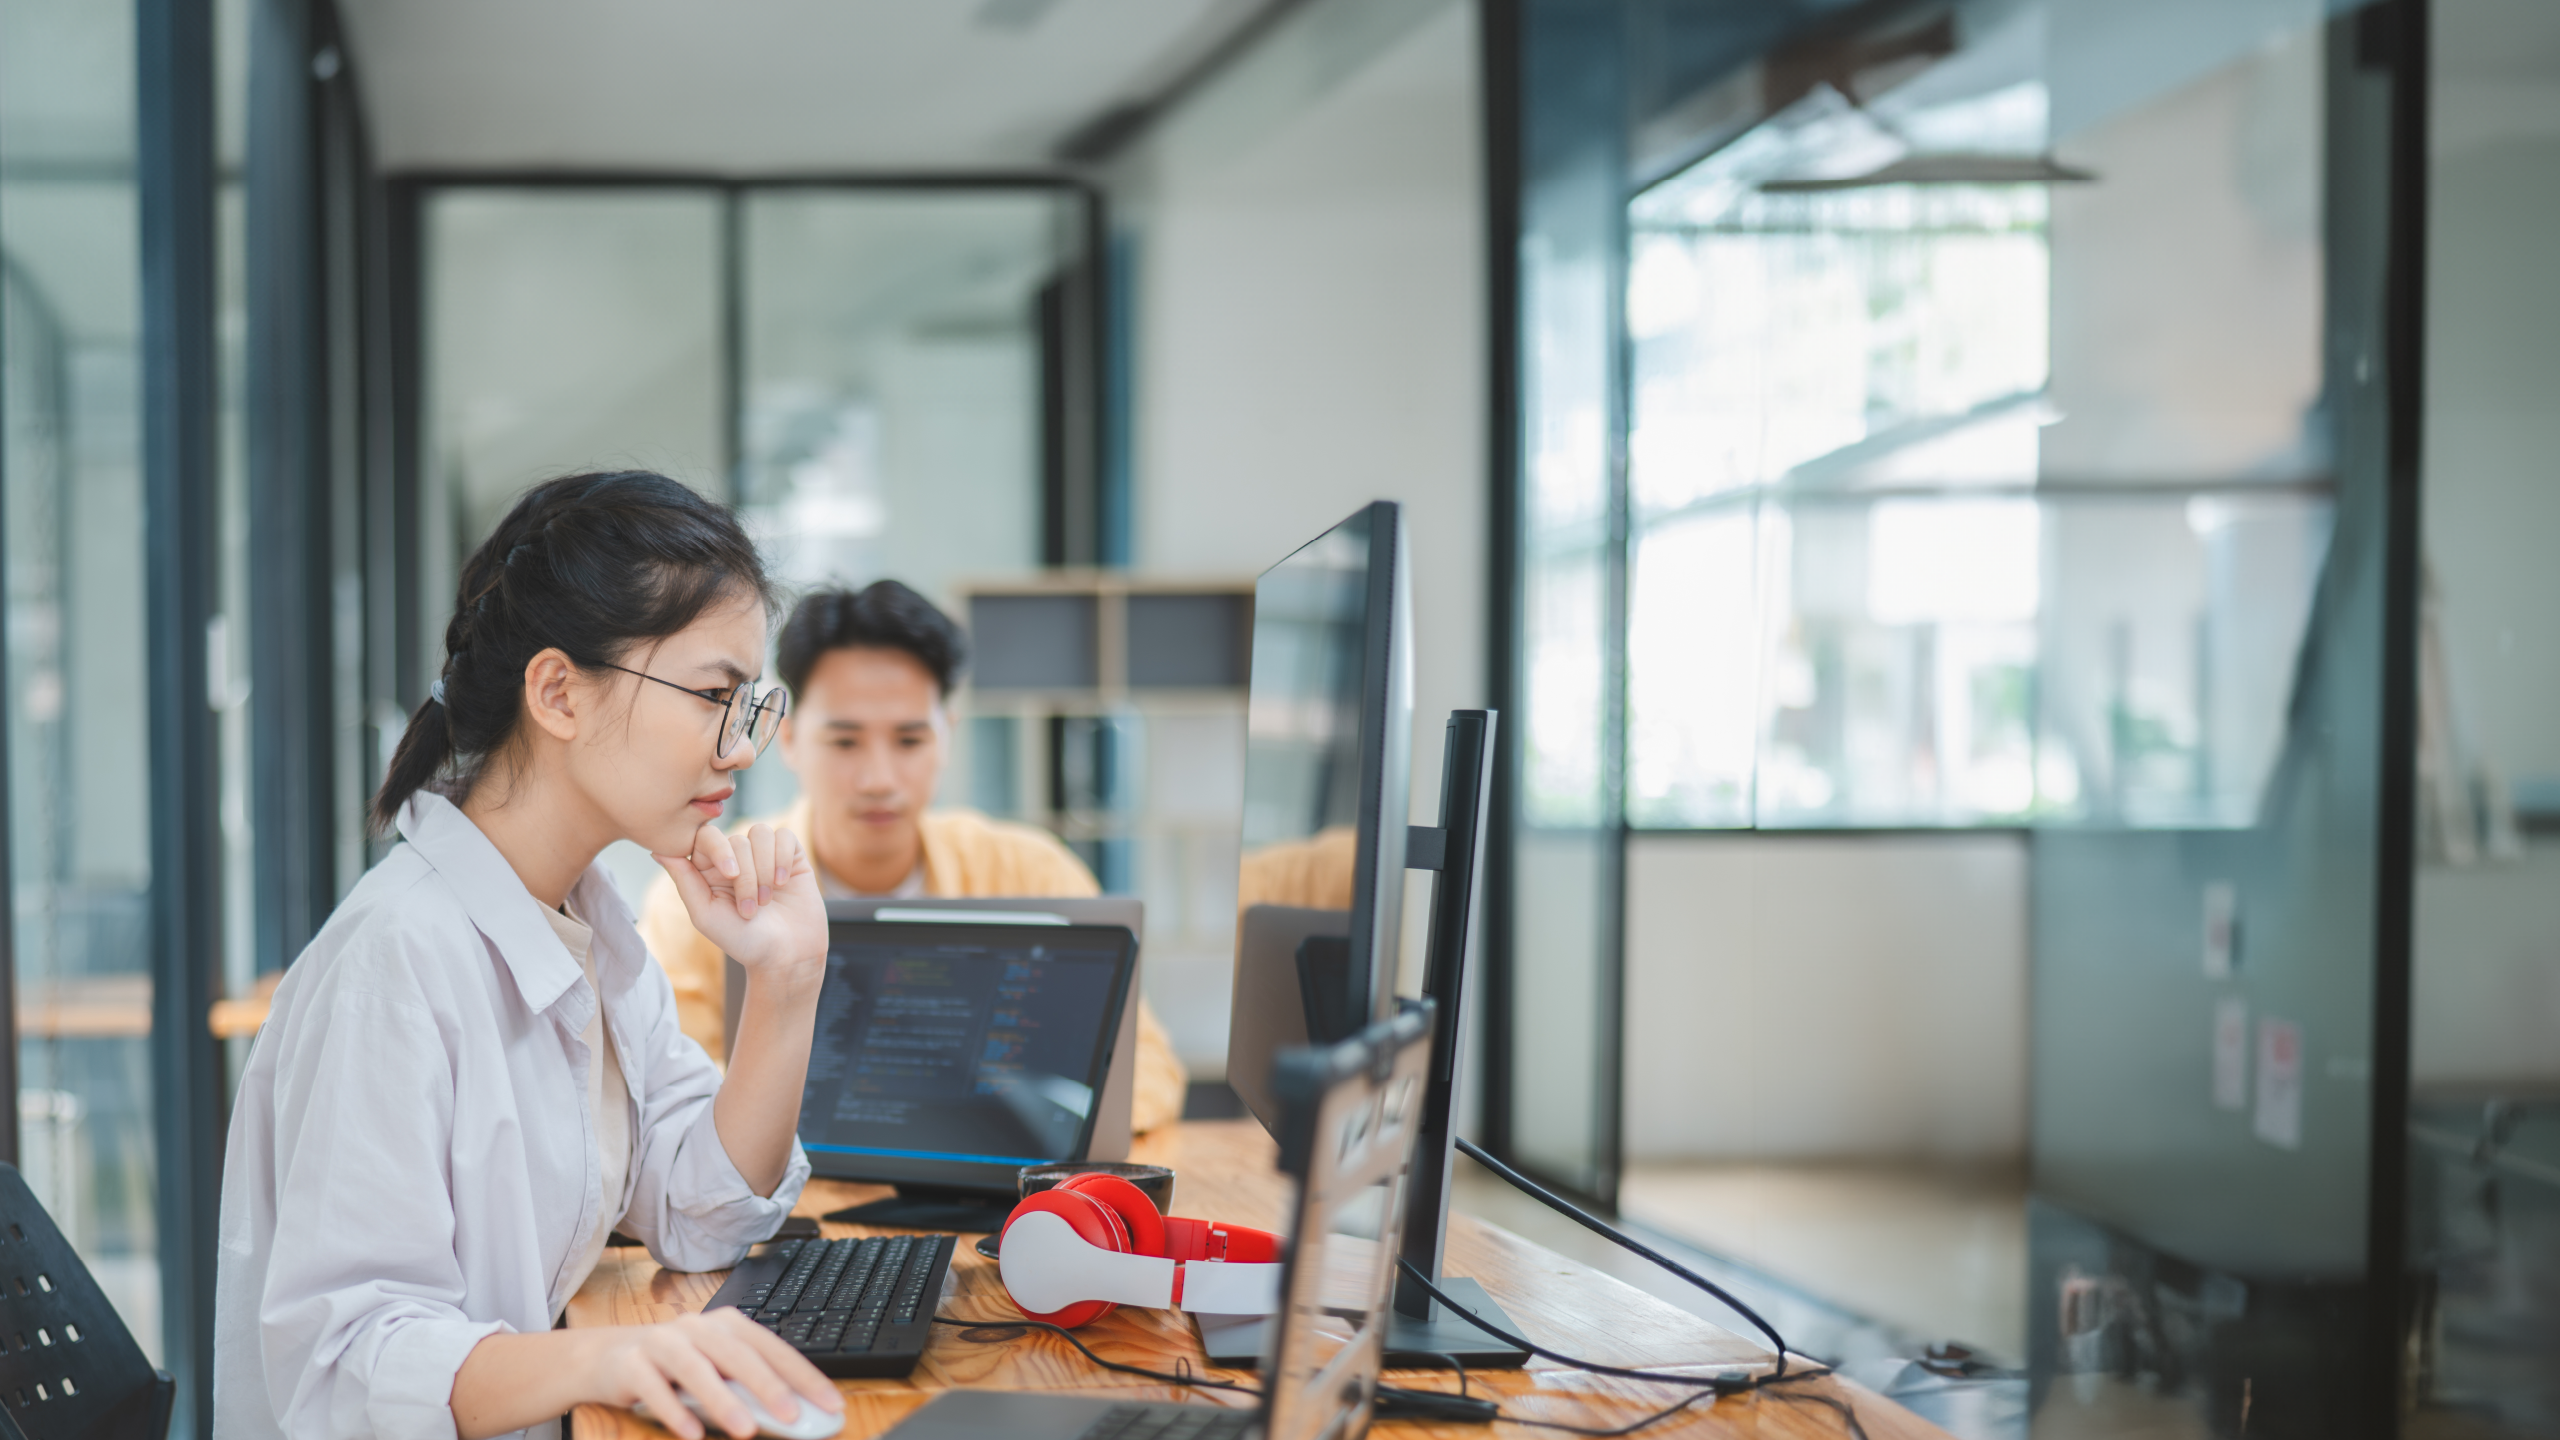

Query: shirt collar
[396,791,592,1016]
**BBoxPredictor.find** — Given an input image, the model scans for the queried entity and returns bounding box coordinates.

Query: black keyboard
[704,1234,957,1377]
[1077,1404,1257,1440]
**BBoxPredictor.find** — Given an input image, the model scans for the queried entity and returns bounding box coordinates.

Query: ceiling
[334,0,1270,173]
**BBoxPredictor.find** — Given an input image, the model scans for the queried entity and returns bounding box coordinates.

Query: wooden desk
[567,1121,1950,1440]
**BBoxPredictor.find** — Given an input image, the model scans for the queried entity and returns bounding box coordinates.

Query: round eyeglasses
[596,662,789,758]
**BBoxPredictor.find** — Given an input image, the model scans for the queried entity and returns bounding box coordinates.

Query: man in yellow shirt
[638,581,1189,1132]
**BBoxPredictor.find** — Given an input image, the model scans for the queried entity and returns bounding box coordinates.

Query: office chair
[0,1164,172,1440]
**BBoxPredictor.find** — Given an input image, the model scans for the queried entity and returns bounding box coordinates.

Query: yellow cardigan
[635,800,1189,1133]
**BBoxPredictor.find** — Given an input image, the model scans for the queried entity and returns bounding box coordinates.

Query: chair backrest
[0,1164,170,1440]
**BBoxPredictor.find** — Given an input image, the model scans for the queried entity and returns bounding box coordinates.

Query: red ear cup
[999,1188,1131,1328]
[1053,1173,1167,1258]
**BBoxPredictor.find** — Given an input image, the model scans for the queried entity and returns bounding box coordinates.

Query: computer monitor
[1226,500,1412,1133]
[795,917,1137,1230]
[1218,503,1526,1369]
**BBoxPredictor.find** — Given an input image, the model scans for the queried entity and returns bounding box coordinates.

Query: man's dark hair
[776,582,970,701]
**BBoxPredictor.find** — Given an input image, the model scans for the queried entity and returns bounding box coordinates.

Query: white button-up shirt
[215,792,810,1440]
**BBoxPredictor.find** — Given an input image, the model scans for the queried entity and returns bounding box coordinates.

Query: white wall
[1112,0,1486,1068]
[1623,833,2030,1162]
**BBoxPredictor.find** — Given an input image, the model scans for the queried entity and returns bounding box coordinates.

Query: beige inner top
[546,900,633,1301]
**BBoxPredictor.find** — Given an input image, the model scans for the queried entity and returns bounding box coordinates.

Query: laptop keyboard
[1078,1404,1258,1440]
[704,1234,956,1378]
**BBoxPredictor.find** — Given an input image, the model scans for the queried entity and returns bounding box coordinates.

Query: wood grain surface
[567,1121,1948,1440]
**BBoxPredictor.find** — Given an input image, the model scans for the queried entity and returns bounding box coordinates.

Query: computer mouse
[636,1379,845,1440]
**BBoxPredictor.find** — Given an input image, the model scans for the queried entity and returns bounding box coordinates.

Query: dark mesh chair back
[0,1164,171,1440]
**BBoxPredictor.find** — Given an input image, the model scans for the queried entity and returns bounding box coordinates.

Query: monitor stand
[1190,1278,1530,1369]
[824,1187,1015,1233]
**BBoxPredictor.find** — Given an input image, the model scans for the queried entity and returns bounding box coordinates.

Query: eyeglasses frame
[593,660,788,758]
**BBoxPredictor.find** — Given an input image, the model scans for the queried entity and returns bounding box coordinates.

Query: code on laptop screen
[796,934,1123,1167]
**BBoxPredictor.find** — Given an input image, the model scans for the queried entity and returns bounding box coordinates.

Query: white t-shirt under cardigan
[213,791,809,1440]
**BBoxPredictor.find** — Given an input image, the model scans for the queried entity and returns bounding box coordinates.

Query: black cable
[1770,1386,1873,1440]
[1380,1348,1715,1436]
[1489,1385,1721,1436]
[929,1316,1263,1398]
[1454,1136,1792,1378]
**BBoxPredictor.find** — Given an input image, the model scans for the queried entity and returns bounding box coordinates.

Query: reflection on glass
[740,190,1065,595]
[214,0,260,1063]
[1227,516,1378,1129]
[0,0,161,1358]
[2406,0,2560,1429]
[1507,6,1628,1199]
[1625,23,2335,831]
[736,188,1071,821]
[424,189,724,547]
[1239,515,1372,907]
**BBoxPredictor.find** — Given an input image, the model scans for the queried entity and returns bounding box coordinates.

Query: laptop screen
[795,921,1135,1183]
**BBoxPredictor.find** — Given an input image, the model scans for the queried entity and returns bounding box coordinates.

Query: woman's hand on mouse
[585,1310,840,1440]
[656,821,827,987]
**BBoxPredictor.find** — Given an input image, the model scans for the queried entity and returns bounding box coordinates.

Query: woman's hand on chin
[656,821,828,987]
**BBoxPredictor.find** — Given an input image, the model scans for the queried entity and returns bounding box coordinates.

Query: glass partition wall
[1498,0,2432,1434]
[2405,0,2560,1431]
[421,181,1094,897]
[0,1,408,1422]
[737,189,1075,824]
[1487,0,1631,1207]
[0,0,160,1359]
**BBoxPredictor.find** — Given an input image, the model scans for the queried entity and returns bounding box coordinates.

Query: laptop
[728,897,1149,1163]
[788,917,1140,1223]
[876,1003,1436,1440]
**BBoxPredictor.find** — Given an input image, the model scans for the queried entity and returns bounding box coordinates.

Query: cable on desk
[1768,1387,1873,1440]
[1478,1386,1720,1436]
[1373,1350,1501,1424]
[1454,1137,1792,1378]
[929,1315,1264,1398]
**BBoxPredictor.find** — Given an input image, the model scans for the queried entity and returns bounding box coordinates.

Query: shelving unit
[955,574,1256,1075]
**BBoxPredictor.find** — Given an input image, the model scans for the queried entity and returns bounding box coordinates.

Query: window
[0,0,161,1360]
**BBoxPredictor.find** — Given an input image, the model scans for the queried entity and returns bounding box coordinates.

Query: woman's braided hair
[369,470,775,834]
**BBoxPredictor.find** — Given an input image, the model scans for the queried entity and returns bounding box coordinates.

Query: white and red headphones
[995,1173,1284,1327]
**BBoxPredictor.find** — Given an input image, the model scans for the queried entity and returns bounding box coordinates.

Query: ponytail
[372,686,460,836]
[369,471,774,834]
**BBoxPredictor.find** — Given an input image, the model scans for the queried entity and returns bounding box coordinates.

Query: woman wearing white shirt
[216,472,842,1440]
